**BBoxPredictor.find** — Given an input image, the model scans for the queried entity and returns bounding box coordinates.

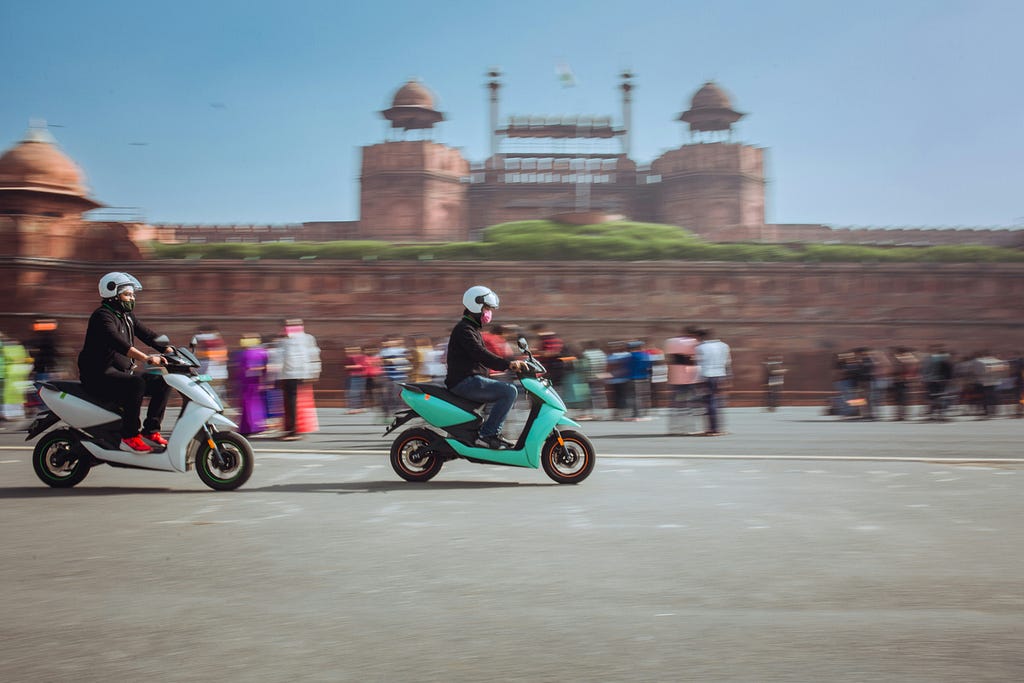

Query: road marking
[1,444,1021,464]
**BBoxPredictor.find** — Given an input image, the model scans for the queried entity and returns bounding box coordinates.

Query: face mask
[120,298,135,313]
[481,309,493,325]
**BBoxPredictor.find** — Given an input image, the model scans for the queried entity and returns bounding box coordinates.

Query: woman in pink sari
[231,334,268,436]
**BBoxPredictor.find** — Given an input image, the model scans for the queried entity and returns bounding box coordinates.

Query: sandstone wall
[2,258,1021,404]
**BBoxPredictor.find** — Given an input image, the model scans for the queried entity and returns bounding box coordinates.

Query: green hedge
[149,221,1024,263]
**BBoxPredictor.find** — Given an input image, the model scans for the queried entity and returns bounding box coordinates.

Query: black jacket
[445,313,510,389]
[77,302,163,381]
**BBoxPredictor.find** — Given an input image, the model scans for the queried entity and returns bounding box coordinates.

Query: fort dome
[391,79,435,109]
[678,81,744,133]
[381,79,445,131]
[0,128,93,198]
[690,81,732,110]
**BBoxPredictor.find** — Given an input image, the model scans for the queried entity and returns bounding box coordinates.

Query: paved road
[1,408,1021,681]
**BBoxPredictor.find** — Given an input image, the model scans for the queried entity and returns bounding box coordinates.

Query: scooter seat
[43,380,124,415]
[402,382,484,415]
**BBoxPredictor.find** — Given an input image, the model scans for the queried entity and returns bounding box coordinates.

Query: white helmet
[462,285,499,313]
[98,272,142,299]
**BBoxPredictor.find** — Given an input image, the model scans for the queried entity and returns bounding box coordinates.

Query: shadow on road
[250,480,554,494]
[0,486,200,498]
[0,480,554,498]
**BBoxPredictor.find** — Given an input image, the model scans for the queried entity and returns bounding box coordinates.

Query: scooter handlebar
[512,358,547,378]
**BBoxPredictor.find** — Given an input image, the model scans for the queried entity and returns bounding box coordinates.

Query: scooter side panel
[522,406,564,469]
[445,439,535,468]
[521,377,566,411]
[401,389,477,428]
[445,404,564,469]
[166,402,220,472]
[40,387,120,427]
[81,441,178,472]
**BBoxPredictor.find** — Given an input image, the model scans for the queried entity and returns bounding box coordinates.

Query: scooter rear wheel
[541,430,595,484]
[391,427,444,482]
[32,428,91,488]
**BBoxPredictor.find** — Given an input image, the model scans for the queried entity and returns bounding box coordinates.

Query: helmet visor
[477,291,499,309]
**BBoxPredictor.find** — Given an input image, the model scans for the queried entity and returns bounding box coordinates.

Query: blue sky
[2,0,1021,228]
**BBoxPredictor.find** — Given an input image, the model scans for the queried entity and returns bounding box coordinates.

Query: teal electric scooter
[384,337,596,484]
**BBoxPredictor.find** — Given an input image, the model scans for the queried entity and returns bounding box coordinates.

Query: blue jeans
[704,376,724,432]
[347,375,366,409]
[451,375,518,438]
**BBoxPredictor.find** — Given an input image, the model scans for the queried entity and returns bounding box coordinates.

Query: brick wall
[3,258,1021,403]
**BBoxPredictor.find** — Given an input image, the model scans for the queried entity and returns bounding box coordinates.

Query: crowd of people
[3,278,1021,447]
[0,315,325,445]
[829,346,1024,421]
[188,321,322,441]
[334,323,734,435]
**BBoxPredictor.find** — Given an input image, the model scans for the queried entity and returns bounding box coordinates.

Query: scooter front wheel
[195,431,254,491]
[391,427,444,482]
[32,429,91,488]
[541,430,595,484]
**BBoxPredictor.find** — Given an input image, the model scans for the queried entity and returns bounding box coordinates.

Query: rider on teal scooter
[445,285,528,449]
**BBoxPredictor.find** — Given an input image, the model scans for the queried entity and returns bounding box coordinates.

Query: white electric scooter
[26,338,254,490]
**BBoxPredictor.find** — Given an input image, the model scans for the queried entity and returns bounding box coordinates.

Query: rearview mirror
[153,334,171,347]
[517,336,529,352]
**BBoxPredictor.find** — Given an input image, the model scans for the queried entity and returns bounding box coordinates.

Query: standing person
[854,348,876,420]
[559,343,590,414]
[605,341,632,421]
[534,325,566,392]
[921,345,953,421]
[695,328,731,436]
[974,351,1007,419]
[362,344,384,415]
[2,335,32,420]
[481,325,513,370]
[580,340,608,419]
[190,328,229,403]
[626,340,652,420]
[379,336,411,418]
[891,347,919,421]
[277,318,321,441]
[1010,352,1024,418]
[410,336,436,383]
[344,345,369,414]
[666,328,702,433]
[646,340,668,411]
[28,318,62,382]
[263,335,284,433]
[231,334,268,436]
[77,272,172,453]
[427,339,447,384]
[762,355,786,412]
[445,286,527,449]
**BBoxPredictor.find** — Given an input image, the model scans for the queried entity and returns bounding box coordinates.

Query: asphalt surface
[1,407,1021,682]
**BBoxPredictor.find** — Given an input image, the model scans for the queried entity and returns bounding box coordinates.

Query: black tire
[32,429,90,488]
[541,430,596,484]
[195,431,254,491]
[390,427,444,482]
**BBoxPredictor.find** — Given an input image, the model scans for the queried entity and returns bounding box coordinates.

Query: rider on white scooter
[77,272,173,454]
[445,285,528,449]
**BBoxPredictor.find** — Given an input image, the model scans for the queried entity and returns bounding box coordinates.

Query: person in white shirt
[695,328,731,436]
[277,319,321,440]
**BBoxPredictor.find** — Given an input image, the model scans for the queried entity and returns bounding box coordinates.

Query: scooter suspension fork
[201,424,229,469]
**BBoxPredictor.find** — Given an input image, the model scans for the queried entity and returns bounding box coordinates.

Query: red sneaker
[120,435,153,453]
[142,431,169,447]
